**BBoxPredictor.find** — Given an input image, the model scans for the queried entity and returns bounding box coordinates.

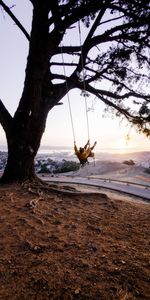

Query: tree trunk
[1,145,36,183]
[0,3,64,184]
[0,113,47,183]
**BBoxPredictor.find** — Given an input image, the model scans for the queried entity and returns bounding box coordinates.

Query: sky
[0,0,150,154]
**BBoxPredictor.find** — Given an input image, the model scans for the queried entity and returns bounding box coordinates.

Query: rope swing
[78,19,90,142]
[60,45,76,143]
[60,24,97,166]
[60,19,91,144]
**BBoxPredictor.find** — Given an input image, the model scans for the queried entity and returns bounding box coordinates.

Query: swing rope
[60,44,76,143]
[78,20,90,142]
[60,20,91,146]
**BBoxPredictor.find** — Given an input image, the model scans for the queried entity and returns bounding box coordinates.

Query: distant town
[0,151,80,174]
[0,150,150,177]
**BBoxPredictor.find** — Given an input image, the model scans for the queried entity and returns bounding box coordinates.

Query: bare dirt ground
[0,183,150,300]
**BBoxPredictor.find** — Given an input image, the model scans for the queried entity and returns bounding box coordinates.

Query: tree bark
[0,108,48,183]
[1,144,36,183]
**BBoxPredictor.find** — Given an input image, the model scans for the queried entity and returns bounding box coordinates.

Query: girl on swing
[74,140,97,166]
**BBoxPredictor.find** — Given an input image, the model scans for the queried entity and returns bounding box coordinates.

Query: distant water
[0,144,149,153]
[0,145,149,167]
[37,146,149,154]
[36,146,150,167]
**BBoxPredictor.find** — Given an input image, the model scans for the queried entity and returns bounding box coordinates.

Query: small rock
[121,260,126,264]
[75,288,81,294]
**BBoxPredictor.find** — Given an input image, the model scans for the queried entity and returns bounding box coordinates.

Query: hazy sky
[0,0,150,153]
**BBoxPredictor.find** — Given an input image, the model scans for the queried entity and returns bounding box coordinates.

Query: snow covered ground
[67,160,150,185]
[41,158,150,201]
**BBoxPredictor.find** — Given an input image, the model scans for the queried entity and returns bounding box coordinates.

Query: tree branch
[62,0,101,31]
[0,99,13,134]
[125,67,150,82]
[50,1,62,30]
[101,74,150,103]
[0,0,30,40]
[99,14,124,27]
[90,25,149,50]
[74,9,107,75]
[84,84,133,120]
[110,3,150,23]
[89,87,150,102]
[59,21,149,84]
[53,6,150,93]
[50,73,67,81]
[50,62,78,67]
[56,45,81,55]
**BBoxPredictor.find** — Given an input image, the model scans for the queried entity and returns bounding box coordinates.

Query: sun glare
[116,136,134,154]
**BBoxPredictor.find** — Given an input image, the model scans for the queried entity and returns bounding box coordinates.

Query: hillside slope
[0,183,150,299]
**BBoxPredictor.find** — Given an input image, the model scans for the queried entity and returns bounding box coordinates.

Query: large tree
[0,0,150,183]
